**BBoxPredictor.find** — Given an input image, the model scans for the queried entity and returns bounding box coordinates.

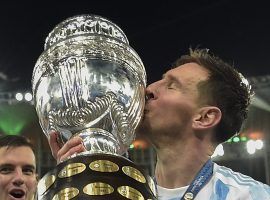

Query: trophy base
[37,153,157,200]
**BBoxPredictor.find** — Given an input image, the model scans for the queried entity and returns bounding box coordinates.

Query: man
[0,135,38,200]
[135,48,270,199]
[49,48,270,199]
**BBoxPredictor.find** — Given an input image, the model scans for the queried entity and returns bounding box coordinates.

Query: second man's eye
[23,168,35,175]
[0,167,13,174]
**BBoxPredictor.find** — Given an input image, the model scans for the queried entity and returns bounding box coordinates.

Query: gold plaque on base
[89,160,119,172]
[52,187,79,200]
[58,163,86,178]
[122,166,146,183]
[117,186,144,200]
[83,182,114,195]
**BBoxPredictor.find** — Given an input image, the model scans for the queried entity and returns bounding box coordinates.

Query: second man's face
[0,146,37,200]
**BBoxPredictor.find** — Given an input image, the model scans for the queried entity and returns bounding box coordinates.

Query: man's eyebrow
[0,163,14,167]
[0,164,36,169]
[163,73,182,85]
[0,163,14,168]
[23,165,36,170]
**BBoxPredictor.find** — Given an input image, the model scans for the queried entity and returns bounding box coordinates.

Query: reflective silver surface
[32,14,146,155]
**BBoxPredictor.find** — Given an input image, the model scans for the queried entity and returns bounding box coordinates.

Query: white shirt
[157,163,270,200]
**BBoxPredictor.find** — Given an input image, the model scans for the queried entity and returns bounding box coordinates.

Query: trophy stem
[74,128,122,155]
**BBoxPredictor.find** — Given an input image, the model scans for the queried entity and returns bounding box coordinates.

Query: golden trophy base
[37,153,157,200]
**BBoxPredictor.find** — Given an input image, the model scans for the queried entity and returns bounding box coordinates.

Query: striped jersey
[157,163,270,200]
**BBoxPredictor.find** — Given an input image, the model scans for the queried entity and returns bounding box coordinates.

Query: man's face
[0,146,37,200]
[138,62,209,143]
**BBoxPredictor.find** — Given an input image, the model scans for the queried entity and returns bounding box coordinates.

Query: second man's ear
[192,106,222,130]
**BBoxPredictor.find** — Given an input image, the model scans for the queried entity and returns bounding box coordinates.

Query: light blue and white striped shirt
[157,163,270,200]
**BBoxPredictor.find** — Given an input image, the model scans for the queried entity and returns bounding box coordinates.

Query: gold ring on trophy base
[37,174,56,195]
[52,187,79,200]
[89,160,119,172]
[122,166,146,183]
[58,162,86,178]
[184,192,194,200]
[83,182,114,195]
[117,186,144,200]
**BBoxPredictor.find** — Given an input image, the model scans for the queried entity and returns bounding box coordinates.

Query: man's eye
[23,168,35,175]
[167,82,176,89]
[0,167,13,174]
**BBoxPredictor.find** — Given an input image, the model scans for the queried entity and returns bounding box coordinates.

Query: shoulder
[214,163,263,187]
[212,163,270,199]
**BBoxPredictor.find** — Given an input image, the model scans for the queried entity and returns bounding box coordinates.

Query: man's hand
[48,131,86,164]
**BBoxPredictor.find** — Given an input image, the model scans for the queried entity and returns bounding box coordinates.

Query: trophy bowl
[32,14,157,199]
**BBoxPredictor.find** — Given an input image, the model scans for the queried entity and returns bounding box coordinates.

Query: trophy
[32,14,157,199]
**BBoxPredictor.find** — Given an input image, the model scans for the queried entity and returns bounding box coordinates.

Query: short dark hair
[0,135,35,152]
[174,48,253,143]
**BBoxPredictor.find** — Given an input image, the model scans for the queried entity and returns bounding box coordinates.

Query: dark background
[0,0,269,92]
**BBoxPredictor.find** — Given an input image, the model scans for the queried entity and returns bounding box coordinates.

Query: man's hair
[0,135,35,152]
[174,48,253,143]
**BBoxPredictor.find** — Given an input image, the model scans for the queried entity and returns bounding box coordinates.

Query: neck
[154,139,213,189]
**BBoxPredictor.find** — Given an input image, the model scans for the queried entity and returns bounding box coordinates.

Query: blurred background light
[246,140,256,154]
[0,103,36,135]
[15,92,23,101]
[232,136,240,143]
[255,139,263,150]
[24,92,33,101]
[212,144,224,158]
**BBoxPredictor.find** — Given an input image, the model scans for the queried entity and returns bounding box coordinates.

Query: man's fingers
[58,142,86,164]
[48,132,86,163]
[56,137,84,162]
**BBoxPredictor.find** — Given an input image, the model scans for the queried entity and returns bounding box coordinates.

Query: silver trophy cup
[32,14,157,199]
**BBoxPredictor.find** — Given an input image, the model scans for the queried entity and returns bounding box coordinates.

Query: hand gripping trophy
[32,14,157,200]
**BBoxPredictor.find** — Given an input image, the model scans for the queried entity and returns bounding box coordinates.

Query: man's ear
[192,106,222,130]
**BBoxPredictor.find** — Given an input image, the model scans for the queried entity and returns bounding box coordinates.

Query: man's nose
[12,169,24,186]
[145,81,159,100]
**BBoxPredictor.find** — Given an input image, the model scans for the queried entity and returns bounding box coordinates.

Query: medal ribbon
[180,159,214,200]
